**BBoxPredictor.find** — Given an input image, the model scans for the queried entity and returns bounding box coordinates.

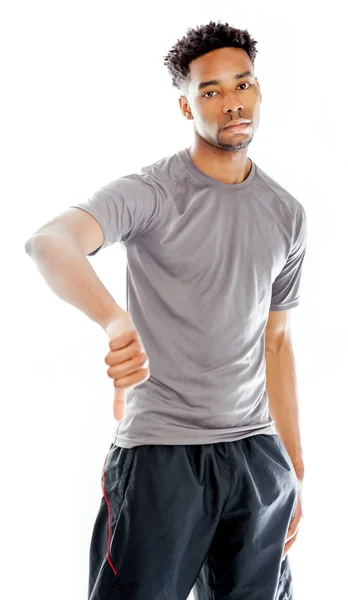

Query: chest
[147,197,290,297]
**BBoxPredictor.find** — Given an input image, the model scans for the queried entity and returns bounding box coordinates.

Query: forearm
[265,340,305,481]
[25,233,122,332]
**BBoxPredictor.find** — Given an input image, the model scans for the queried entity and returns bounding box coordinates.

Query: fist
[104,329,149,389]
[104,312,150,421]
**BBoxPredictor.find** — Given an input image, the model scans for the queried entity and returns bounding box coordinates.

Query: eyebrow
[197,71,253,91]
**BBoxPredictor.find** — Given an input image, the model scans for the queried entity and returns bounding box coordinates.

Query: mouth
[222,122,251,134]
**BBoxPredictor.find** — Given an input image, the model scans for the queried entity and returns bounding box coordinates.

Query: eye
[202,82,251,98]
[202,91,218,98]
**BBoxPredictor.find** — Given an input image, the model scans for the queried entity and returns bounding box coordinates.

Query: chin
[218,136,253,151]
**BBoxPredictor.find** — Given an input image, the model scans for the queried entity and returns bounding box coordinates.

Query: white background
[2,1,347,599]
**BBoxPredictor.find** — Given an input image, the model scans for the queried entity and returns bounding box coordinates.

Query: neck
[188,141,251,185]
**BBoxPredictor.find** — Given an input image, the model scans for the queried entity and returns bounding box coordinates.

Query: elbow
[24,234,47,255]
[24,238,34,254]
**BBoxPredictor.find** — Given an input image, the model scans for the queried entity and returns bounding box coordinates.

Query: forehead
[189,47,253,87]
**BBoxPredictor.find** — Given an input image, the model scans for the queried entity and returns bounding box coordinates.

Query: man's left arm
[265,309,305,484]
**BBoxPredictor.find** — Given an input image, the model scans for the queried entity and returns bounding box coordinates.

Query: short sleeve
[69,173,168,256]
[270,204,307,311]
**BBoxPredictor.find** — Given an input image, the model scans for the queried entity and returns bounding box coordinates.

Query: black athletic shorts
[88,434,299,599]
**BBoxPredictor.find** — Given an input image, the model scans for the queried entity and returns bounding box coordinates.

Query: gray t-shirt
[71,148,307,448]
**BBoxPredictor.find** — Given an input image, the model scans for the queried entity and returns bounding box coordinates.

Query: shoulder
[139,149,185,194]
[254,163,305,218]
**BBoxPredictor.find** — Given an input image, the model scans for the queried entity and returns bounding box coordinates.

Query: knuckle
[114,380,125,388]
[113,365,150,389]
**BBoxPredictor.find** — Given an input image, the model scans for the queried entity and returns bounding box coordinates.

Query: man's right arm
[24,210,123,332]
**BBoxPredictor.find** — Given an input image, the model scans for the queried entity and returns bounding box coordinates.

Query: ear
[179,96,193,120]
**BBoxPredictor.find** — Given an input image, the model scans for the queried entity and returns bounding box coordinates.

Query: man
[25,20,306,600]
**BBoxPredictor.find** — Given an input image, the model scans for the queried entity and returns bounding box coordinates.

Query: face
[179,47,262,152]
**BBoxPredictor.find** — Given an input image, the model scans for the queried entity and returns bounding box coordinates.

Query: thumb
[105,317,134,422]
[113,388,125,421]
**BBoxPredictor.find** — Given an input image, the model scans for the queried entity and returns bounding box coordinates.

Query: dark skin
[179,48,304,562]
[178,47,262,185]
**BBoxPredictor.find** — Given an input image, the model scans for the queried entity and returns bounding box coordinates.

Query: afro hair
[163,21,258,95]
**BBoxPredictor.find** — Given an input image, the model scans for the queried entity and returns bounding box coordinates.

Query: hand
[282,487,303,560]
[104,310,150,421]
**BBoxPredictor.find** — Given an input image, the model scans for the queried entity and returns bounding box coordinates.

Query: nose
[223,92,244,114]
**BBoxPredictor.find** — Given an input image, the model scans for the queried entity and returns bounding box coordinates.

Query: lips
[223,119,251,129]
[223,122,251,133]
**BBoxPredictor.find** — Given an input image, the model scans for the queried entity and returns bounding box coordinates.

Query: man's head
[164,21,262,153]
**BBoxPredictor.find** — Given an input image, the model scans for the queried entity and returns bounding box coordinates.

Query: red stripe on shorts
[101,454,118,576]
